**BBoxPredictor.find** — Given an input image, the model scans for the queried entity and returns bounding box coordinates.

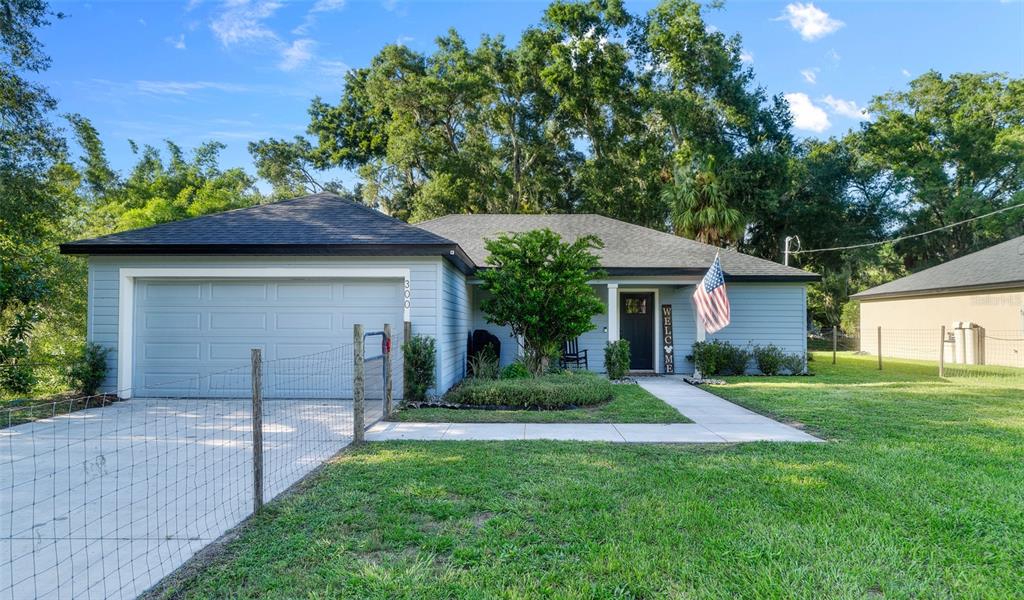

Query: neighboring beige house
[851,235,1024,367]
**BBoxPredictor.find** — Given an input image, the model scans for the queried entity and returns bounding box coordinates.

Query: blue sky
[38,0,1024,187]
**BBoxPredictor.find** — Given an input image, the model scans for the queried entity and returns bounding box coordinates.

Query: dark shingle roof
[415,214,818,281]
[851,235,1024,300]
[61,193,474,270]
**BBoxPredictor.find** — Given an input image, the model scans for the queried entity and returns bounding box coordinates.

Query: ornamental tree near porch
[479,229,606,376]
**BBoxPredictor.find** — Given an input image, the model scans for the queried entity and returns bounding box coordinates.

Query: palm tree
[662,156,745,247]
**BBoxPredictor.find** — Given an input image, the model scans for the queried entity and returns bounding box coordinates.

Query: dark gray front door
[620,292,655,370]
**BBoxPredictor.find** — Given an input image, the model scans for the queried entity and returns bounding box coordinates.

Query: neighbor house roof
[415,214,819,281]
[60,193,476,272]
[851,235,1024,300]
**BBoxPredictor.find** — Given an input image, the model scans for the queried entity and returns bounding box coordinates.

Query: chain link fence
[2,322,401,600]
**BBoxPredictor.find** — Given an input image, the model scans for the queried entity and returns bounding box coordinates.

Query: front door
[620,292,655,370]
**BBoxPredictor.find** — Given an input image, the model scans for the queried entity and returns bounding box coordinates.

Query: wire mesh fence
[811,325,1024,383]
[1,323,401,600]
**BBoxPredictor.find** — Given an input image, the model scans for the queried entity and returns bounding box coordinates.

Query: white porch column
[607,283,619,341]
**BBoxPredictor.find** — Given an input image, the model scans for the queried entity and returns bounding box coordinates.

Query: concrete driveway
[1,397,380,600]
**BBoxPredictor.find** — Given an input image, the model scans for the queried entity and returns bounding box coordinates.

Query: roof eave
[60,242,476,274]
[467,264,820,282]
[851,279,1024,301]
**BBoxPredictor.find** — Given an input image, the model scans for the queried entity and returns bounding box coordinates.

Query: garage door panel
[143,342,201,360]
[134,278,402,398]
[275,312,333,331]
[341,312,398,330]
[341,283,399,301]
[139,371,202,393]
[209,342,263,361]
[145,282,203,302]
[210,282,268,301]
[276,282,334,301]
[144,312,201,330]
[274,343,336,359]
[209,312,268,331]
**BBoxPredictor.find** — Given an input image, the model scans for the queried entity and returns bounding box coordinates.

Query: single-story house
[851,235,1024,366]
[60,193,818,399]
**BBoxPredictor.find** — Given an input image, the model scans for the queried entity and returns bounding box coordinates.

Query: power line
[791,200,1024,255]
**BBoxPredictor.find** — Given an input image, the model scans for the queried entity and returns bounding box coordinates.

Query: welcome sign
[662,304,674,374]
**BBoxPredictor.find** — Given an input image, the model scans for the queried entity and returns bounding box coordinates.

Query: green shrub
[780,352,806,374]
[692,340,750,376]
[402,335,436,402]
[752,344,786,376]
[604,339,631,380]
[467,346,500,380]
[722,344,751,375]
[0,363,35,394]
[500,361,530,380]
[67,343,110,396]
[445,371,613,410]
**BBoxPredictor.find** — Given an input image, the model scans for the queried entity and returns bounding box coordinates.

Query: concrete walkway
[366,377,821,443]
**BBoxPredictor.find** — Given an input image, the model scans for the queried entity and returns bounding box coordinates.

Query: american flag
[693,254,730,333]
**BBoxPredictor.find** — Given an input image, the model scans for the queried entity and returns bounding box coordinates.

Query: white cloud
[318,59,351,77]
[210,0,282,46]
[311,0,345,12]
[166,33,187,50]
[779,3,844,41]
[784,92,830,132]
[901,68,911,77]
[822,95,869,120]
[800,68,818,84]
[740,51,754,64]
[135,80,254,96]
[294,0,346,34]
[279,39,315,71]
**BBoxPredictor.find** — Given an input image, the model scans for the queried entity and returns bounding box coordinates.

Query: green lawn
[160,354,1024,599]
[392,382,689,423]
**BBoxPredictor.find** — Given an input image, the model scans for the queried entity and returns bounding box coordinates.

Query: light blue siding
[438,261,470,393]
[466,282,807,376]
[576,285,610,371]
[86,256,444,396]
[470,289,519,367]
[706,283,808,368]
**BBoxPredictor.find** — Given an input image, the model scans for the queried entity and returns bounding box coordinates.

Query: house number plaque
[662,304,674,374]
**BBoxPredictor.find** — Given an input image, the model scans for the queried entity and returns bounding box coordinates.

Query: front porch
[468,278,706,375]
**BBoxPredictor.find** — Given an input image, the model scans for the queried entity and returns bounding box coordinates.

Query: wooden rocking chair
[559,338,589,370]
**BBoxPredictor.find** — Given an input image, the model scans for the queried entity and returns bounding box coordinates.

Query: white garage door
[132,279,403,398]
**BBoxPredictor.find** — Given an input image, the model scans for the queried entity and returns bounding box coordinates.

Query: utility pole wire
[791,200,1024,255]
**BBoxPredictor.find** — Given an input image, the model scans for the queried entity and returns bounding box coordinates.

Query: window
[625,297,647,315]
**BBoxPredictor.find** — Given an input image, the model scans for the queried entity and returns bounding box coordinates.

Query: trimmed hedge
[444,371,614,410]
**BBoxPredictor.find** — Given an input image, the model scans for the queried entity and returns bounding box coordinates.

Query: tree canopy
[3,0,1023,395]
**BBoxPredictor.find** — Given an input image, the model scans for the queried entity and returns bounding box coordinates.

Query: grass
[159,353,1023,599]
[392,382,690,423]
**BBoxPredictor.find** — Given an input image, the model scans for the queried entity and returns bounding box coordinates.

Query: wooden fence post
[353,324,364,443]
[939,325,946,378]
[403,320,412,401]
[832,325,837,365]
[383,323,393,418]
[877,326,883,370]
[250,348,264,512]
